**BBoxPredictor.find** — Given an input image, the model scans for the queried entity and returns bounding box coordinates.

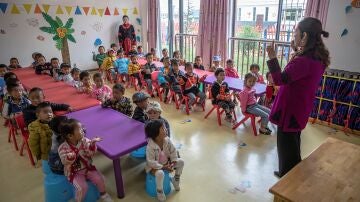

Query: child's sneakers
[100,193,113,202]
[171,175,181,191]
[157,190,166,201]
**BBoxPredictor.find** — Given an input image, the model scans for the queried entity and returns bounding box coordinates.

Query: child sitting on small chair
[0,64,7,98]
[179,62,207,110]
[168,59,184,100]
[92,46,106,68]
[128,54,142,88]
[70,68,81,88]
[224,59,240,105]
[78,71,93,94]
[263,72,279,108]
[8,57,22,70]
[160,48,169,62]
[28,102,54,166]
[173,50,186,66]
[145,120,184,202]
[132,92,150,123]
[55,63,73,85]
[194,56,205,70]
[209,55,222,72]
[35,55,52,75]
[151,48,160,61]
[2,82,30,119]
[211,68,236,123]
[158,57,171,102]
[239,73,271,135]
[146,101,170,137]
[101,49,117,82]
[91,73,112,102]
[114,49,129,84]
[58,118,113,202]
[141,53,157,94]
[102,83,133,117]
[137,45,145,58]
[250,64,265,84]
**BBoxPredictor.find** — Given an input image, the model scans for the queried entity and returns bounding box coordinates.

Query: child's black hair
[110,43,117,48]
[10,58,19,63]
[5,77,19,86]
[145,53,153,58]
[250,63,260,70]
[162,48,168,52]
[130,54,138,59]
[0,64,7,69]
[173,50,180,58]
[113,83,125,93]
[71,68,80,75]
[36,101,51,114]
[243,72,257,86]
[34,53,43,59]
[93,72,102,80]
[137,45,142,49]
[6,82,20,92]
[60,63,71,69]
[226,59,233,64]
[194,56,201,60]
[214,68,225,76]
[184,62,193,69]
[50,58,59,63]
[3,72,17,81]
[59,118,80,140]
[29,87,43,95]
[145,119,164,141]
[49,116,68,144]
[117,49,124,55]
[79,71,90,80]
[170,59,179,66]
[98,45,105,51]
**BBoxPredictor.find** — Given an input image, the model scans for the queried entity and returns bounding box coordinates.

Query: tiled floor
[1,87,359,202]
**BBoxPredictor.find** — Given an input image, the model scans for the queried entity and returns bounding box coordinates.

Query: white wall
[0,0,147,70]
[324,0,360,72]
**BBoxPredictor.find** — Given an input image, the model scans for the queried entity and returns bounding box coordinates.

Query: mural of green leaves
[39,12,75,64]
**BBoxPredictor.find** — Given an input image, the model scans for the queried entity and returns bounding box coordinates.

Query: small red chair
[138,72,153,96]
[232,113,259,136]
[105,69,115,84]
[166,89,179,108]
[178,94,205,115]
[7,120,19,150]
[14,114,35,166]
[128,75,141,90]
[204,105,237,126]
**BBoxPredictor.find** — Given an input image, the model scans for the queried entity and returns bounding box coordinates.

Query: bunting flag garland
[65,6,72,15]
[82,7,90,15]
[0,3,139,17]
[75,6,82,15]
[91,7,97,15]
[34,4,42,14]
[113,8,119,15]
[0,3,8,13]
[11,4,20,14]
[56,5,63,14]
[42,4,50,13]
[104,7,111,15]
[98,8,104,17]
[23,4,32,14]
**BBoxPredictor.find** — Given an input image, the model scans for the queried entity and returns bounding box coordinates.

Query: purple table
[67,106,146,198]
[204,75,266,95]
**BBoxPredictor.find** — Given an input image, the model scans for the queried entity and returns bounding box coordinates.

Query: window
[237,8,242,21]
[160,0,170,50]
[183,0,200,34]
[253,7,256,21]
[265,7,269,21]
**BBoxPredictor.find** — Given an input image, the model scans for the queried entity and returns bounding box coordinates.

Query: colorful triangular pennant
[11,4,21,14]
[104,7,111,15]
[122,8,128,15]
[56,5,63,14]
[98,8,104,17]
[34,4,42,14]
[0,3,8,14]
[65,6,72,15]
[82,7,90,15]
[42,4,50,13]
[133,7,138,15]
[113,8,119,16]
[23,4,32,14]
[91,7,97,15]
[75,6,82,15]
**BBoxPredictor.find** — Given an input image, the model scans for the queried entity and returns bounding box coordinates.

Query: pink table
[13,68,67,90]
[138,58,163,68]
[204,75,266,95]
[179,66,214,78]
[67,106,146,198]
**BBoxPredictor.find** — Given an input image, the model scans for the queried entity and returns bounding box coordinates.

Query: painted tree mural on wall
[39,12,76,64]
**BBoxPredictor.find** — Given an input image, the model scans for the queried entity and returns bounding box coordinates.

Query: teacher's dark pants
[277,127,302,177]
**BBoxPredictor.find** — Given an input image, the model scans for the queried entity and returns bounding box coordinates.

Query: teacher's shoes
[157,190,166,202]
[259,129,271,135]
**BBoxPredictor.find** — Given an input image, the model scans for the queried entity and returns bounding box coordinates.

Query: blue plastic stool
[131,146,146,158]
[42,160,52,175]
[145,171,172,197]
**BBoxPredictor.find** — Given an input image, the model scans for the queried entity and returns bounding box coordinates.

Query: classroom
[0,0,359,202]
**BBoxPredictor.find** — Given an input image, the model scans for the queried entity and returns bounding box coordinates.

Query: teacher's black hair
[122,15,129,19]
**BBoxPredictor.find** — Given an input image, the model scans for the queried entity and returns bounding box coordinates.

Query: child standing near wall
[141,53,157,94]
[92,46,106,68]
[101,49,117,82]
[128,54,142,88]
[145,120,184,202]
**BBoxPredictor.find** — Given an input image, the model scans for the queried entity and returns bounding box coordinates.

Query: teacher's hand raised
[266,41,277,59]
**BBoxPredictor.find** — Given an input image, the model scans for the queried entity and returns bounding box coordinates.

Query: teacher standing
[266,17,330,178]
[118,15,136,54]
